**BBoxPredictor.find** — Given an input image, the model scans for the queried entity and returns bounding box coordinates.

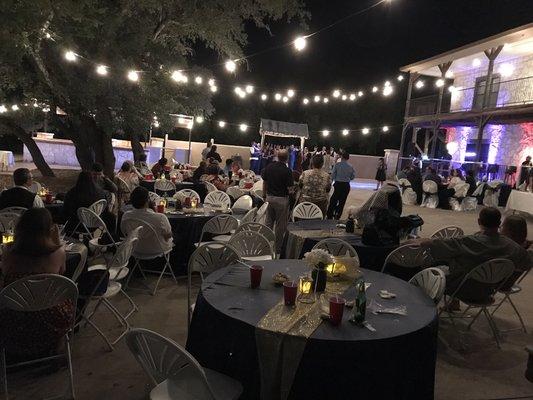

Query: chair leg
[119,289,138,320]
[102,299,130,345]
[467,308,484,330]
[483,308,502,349]
[166,255,178,284]
[65,334,76,399]
[83,298,104,328]
[507,296,528,334]
[1,348,7,400]
[490,295,506,317]
[81,316,114,352]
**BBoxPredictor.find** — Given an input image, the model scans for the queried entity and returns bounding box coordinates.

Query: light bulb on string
[362,127,370,135]
[239,123,248,132]
[225,60,237,73]
[96,65,108,76]
[210,86,218,93]
[293,36,307,51]
[171,70,187,83]
[275,93,282,101]
[153,121,160,128]
[45,32,52,39]
[358,91,364,97]
[383,86,393,96]
[322,130,330,137]
[127,70,139,82]
[372,86,378,93]
[64,50,77,62]
[234,86,242,95]
[0,105,7,113]
[448,85,457,93]
[208,78,215,86]
[341,95,347,101]
[245,85,254,94]
[33,102,39,108]
[382,126,389,132]
[11,105,19,111]
[261,94,268,101]
[195,116,204,124]
[303,98,309,105]
[349,93,356,101]
[384,81,391,87]
[218,121,226,128]
[287,89,295,98]
[195,76,203,85]
[397,75,404,81]
[435,79,444,88]
[323,97,329,104]
[282,96,289,103]
[415,80,424,89]
[342,129,349,136]
[238,91,246,99]
[314,95,320,103]
[42,106,51,113]
[332,89,341,98]
[445,70,454,78]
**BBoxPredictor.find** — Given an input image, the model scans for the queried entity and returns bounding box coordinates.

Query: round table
[187,259,438,400]
[281,220,397,271]
[140,180,208,201]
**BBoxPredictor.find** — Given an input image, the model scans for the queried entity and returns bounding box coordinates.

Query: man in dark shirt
[0,168,44,209]
[262,149,294,254]
[206,145,222,163]
[423,167,442,184]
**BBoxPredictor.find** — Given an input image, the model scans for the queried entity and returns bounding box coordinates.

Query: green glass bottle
[350,278,366,325]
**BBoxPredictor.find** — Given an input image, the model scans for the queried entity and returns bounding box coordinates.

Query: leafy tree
[0,0,306,176]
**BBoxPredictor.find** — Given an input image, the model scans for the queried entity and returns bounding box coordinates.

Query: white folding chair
[252,179,263,191]
[77,207,117,251]
[421,180,438,208]
[381,244,433,274]
[251,188,263,200]
[204,181,218,193]
[148,191,161,205]
[231,195,253,214]
[187,243,241,324]
[238,178,254,189]
[0,275,77,399]
[154,179,176,196]
[197,215,239,246]
[0,212,19,233]
[204,190,231,209]
[226,186,244,201]
[229,230,274,262]
[292,202,323,221]
[491,268,531,333]
[81,234,140,350]
[440,258,515,349]
[126,328,243,400]
[483,180,503,207]
[430,226,464,239]
[449,182,470,211]
[175,189,201,203]
[254,202,269,224]
[0,207,27,215]
[312,238,359,260]
[235,221,276,249]
[121,218,177,296]
[409,267,446,303]
[240,207,257,224]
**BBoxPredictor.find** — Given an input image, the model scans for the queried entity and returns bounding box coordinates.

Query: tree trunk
[0,117,55,177]
[128,129,145,161]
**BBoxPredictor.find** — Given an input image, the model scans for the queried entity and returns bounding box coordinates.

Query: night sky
[191,0,533,155]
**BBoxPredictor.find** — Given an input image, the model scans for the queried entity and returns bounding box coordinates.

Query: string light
[210,86,218,93]
[472,58,481,67]
[11,105,19,111]
[342,129,349,136]
[261,94,268,101]
[382,125,389,132]
[349,93,356,101]
[362,127,370,135]
[195,116,204,123]
[448,85,457,93]
[332,89,341,98]
[372,86,378,93]
[42,106,51,113]
[384,81,391,87]
[0,105,7,113]
[245,85,254,94]
[293,36,307,51]
[127,70,139,82]
[225,60,237,73]
[195,76,203,85]
[171,70,188,83]
[397,75,404,81]
[64,50,77,62]
[314,95,321,102]
[435,79,444,88]
[358,91,364,97]
[445,70,454,78]
[239,123,248,132]
[218,121,226,128]
[303,98,309,105]
[323,97,329,103]
[45,32,52,39]
[153,121,160,128]
[275,93,282,101]
[96,65,108,76]
[341,94,347,101]
[282,96,289,103]
[383,85,393,96]
[415,80,424,89]
[208,78,215,86]
[287,89,295,98]
[33,102,39,107]
[322,129,330,137]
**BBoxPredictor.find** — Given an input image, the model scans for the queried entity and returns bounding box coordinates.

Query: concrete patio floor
[8,179,533,399]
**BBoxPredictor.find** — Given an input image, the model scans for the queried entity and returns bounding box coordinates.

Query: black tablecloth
[187,260,438,400]
[281,220,397,271]
[140,180,208,201]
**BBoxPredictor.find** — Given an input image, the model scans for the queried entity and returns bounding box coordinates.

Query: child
[375,157,387,190]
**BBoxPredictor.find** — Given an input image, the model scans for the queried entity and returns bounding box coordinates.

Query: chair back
[229,231,274,259]
[1,206,27,215]
[451,258,515,303]
[226,186,244,201]
[235,222,275,245]
[0,211,20,232]
[189,243,241,276]
[292,202,323,221]
[89,199,107,216]
[232,195,253,214]
[29,181,42,194]
[115,176,132,193]
[78,207,106,230]
[243,170,256,179]
[453,182,469,198]
[398,178,411,192]
[240,207,257,224]
[154,179,176,194]
[382,244,433,273]
[312,238,359,259]
[204,181,218,193]
[238,178,254,189]
[148,191,161,204]
[409,267,446,303]
[422,180,438,194]
[0,274,77,312]
[175,189,201,203]
[430,226,464,239]
[251,188,263,199]
[255,202,269,223]
[126,328,216,399]
[109,236,139,270]
[199,215,239,244]
[204,190,231,209]
[121,218,167,255]
[252,180,263,191]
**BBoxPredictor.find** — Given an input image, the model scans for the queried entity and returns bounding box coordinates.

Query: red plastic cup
[250,265,263,289]
[283,281,298,306]
[156,204,165,213]
[329,296,346,326]
[45,193,53,204]
[171,176,177,183]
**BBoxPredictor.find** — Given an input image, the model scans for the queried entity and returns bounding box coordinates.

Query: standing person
[288,145,297,170]
[262,149,294,254]
[298,155,331,216]
[201,141,212,161]
[0,168,44,209]
[375,157,387,190]
[206,145,222,163]
[322,148,332,173]
[327,151,355,220]
[249,141,261,174]
[519,155,532,186]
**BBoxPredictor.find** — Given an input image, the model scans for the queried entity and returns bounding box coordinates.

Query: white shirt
[16,185,44,208]
[122,208,173,255]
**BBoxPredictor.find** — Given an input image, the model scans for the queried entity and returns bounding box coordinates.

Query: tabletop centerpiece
[303,249,334,293]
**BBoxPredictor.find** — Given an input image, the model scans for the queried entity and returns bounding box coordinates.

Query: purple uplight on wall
[487,124,504,164]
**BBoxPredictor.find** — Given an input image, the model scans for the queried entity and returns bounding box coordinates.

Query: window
[472,74,500,110]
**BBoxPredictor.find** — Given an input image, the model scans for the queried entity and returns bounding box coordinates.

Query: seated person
[298,155,331,216]
[223,158,233,178]
[117,161,139,190]
[200,165,228,191]
[0,168,44,209]
[151,158,168,178]
[191,161,207,183]
[0,208,72,361]
[122,187,173,256]
[465,170,477,196]
[423,167,442,184]
[134,153,149,172]
[448,168,464,189]
[417,207,531,303]
[500,215,532,289]
[91,162,118,194]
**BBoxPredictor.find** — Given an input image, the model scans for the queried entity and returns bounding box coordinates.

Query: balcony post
[474,46,503,162]
[429,61,453,158]
[397,72,418,172]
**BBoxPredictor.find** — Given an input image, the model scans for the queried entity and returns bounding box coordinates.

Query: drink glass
[250,265,263,289]
[329,296,346,326]
[156,204,165,213]
[283,281,298,306]
[45,193,53,204]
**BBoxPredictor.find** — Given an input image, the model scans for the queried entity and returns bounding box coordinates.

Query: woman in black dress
[375,157,387,190]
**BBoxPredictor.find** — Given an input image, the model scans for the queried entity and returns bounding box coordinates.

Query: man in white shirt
[201,141,212,161]
[122,187,173,256]
[0,168,44,209]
